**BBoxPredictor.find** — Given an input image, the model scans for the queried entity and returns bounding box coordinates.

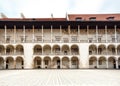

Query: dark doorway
[114,60,116,69]
[57,60,60,69]
[6,60,8,69]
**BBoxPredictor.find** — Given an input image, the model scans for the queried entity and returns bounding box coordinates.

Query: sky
[0,0,120,18]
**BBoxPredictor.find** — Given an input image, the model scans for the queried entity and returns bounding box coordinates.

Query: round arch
[71,44,79,55]
[16,57,24,69]
[89,45,97,55]
[98,45,106,55]
[43,45,51,55]
[33,45,42,55]
[6,45,14,55]
[98,57,106,68]
[108,57,116,69]
[71,57,79,69]
[43,57,51,68]
[62,45,69,55]
[107,45,116,55]
[52,45,60,55]
[89,56,97,68]
[52,57,61,69]
[6,57,14,69]
[62,57,69,69]
[33,56,42,69]
[16,45,24,55]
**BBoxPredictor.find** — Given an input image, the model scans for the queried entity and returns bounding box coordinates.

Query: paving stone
[0,69,120,86]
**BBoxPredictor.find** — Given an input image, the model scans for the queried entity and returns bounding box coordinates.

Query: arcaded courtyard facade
[0,14,120,69]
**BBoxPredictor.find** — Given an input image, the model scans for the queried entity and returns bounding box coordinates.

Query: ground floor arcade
[0,56,120,69]
[89,56,120,69]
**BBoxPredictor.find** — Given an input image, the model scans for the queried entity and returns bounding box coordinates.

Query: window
[55,36,61,41]
[63,38,69,42]
[106,17,114,21]
[89,17,96,21]
[36,36,42,41]
[6,37,10,43]
[98,38,101,42]
[71,36,77,42]
[112,38,115,42]
[75,17,82,21]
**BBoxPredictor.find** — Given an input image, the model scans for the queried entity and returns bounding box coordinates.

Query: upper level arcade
[0,14,120,44]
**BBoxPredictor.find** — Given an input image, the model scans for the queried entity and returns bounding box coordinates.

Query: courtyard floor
[0,69,120,86]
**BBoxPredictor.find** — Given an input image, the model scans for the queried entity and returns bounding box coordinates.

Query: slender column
[51,25,53,42]
[114,25,117,42]
[87,25,89,42]
[69,59,72,69]
[14,25,16,43]
[105,25,107,43]
[23,25,25,43]
[116,60,118,69]
[60,25,62,43]
[68,25,70,43]
[106,59,108,69]
[32,25,35,43]
[78,25,80,42]
[14,60,16,69]
[60,59,62,69]
[5,25,7,43]
[116,48,117,55]
[42,25,44,42]
[14,47,16,55]
[69,60,71,69]
[96,25,98,43]
[51,46,52,55]
[42,46,43,55]
[69,46,71,55]
[4,60,6,69]
[97,59,99,68]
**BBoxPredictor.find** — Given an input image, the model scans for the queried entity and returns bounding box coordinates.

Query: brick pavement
[0,69,120,86]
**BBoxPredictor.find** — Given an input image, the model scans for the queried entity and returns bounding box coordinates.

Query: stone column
[60,25,62,43]
[51,25,53,43]
[68,25,71,42]
[105,25,107,43]
[42,25,44,42]
[14,25,16,43]
[96,25,98,43]
[106,59,109,69]
[69,60,71,69]
[116,60,118,69]
[4,60,6,69]
[78,25,80,42]
[60,59,62,69]
[32,25,35,43]
[14,60,16,69]
[5,25,7,43]
[114,25,117,42]
[97,59,99,68]
[87,25,89,42]
[23,25,25,43]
